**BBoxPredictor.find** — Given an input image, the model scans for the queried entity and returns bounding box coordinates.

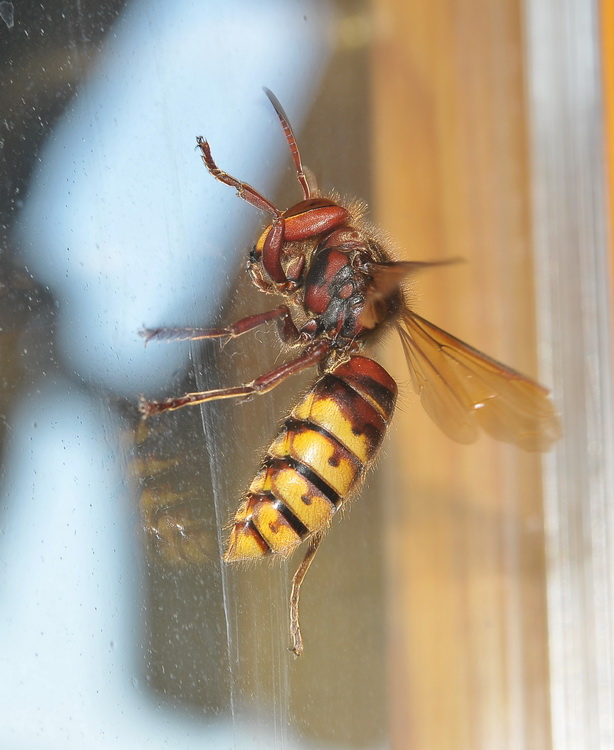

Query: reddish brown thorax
[302,245,372,341]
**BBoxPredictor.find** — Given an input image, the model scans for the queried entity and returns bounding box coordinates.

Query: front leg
[140,305,301,346]
[247,250,304,297]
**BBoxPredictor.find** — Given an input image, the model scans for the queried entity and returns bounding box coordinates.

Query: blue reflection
[15,0,332,396]
[2,0,334,746]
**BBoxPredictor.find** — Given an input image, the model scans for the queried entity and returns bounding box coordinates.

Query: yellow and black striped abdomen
[224,356,397,561]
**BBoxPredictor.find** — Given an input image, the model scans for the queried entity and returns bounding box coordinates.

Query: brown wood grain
[370,1,552,747]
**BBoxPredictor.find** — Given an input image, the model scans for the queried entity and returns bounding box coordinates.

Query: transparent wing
[397,308,562,452]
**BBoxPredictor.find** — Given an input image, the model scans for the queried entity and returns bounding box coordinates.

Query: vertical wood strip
[370,1,551,747]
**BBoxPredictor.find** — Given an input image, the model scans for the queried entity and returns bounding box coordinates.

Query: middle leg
[139,339,331,418]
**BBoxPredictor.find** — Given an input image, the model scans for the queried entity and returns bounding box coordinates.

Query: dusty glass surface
[0,0,387,747]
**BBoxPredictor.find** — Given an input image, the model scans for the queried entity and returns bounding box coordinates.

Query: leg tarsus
[139,326,229,344]
[289,531,324,657]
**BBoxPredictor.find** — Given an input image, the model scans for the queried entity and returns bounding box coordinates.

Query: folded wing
[396,309,561,452]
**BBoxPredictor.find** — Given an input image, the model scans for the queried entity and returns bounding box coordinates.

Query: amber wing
[396,309,561,452]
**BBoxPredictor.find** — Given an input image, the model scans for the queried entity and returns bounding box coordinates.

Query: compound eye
[249,244,261,263]
[254,225,272,255]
